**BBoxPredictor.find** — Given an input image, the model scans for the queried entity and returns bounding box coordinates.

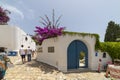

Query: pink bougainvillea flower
[0,6,10,24]
[33,10,65,45]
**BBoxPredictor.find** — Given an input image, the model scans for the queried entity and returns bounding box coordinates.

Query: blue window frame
[95,52,98,56]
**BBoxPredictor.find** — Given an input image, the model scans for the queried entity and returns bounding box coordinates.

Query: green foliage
[100,42,120,60]
[104,21,120,42]
[80,51,85,60]
[40,9,62,28]
[94,34,100,50]
[63,31,91,37]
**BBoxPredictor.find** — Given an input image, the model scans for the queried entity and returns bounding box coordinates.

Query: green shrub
[100,42,120,60]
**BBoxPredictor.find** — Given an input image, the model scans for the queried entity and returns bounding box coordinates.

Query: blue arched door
[67,40,88,69]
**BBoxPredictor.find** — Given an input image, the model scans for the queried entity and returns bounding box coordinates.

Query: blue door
[67,40,88,69]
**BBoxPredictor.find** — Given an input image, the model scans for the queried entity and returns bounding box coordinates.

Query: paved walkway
[4,56,110,80]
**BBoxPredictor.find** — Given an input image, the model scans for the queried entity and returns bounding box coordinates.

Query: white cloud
[27,9,35,19]
[2,4,24,19]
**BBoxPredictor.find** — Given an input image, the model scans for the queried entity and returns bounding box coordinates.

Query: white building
[0,25,36,53]
[36,32,112,72]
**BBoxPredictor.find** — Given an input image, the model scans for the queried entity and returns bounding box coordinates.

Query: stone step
[67,68,92,73]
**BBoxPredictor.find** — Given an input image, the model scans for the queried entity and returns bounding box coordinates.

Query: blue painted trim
[67,40,88,69]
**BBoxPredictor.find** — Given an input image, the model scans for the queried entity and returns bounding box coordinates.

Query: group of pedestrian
[0,45,35,79]
[19,45,33,64]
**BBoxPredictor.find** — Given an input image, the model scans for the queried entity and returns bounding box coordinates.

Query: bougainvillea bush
[34,26,64,44]
[34,10,65,45]
[0,6,10,24]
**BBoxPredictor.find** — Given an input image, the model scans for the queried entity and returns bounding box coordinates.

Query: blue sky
[0,0,120,42]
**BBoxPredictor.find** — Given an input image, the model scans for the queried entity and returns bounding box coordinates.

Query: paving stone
[4,56,108,80]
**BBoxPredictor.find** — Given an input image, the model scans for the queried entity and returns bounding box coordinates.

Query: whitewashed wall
[36,34,96,72]
[93,51,112,70]
[36,33,112,72]
[0,25,36,53]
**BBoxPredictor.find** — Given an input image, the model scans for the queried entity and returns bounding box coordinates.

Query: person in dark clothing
[27,46,32,62]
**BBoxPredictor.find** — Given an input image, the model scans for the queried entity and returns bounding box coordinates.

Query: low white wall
[57,34,96,72]
[36,34,96,72]
[36,33,112,72]
[92,51,112,70]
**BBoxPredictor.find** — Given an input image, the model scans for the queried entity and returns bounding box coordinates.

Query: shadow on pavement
[25,59,60,74]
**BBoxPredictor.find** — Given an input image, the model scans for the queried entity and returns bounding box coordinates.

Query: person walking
[0,47,13,80]
[19,45,26,64]
[27,46,32,62]
[98,59,102,73]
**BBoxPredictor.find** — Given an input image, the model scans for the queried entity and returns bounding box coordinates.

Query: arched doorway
[67,40,88,69]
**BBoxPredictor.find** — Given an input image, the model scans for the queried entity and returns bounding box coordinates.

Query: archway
[67,40,88,69]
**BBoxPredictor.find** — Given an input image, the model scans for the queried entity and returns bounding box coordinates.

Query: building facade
[36,32,111,72]
[0,25,36,53]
